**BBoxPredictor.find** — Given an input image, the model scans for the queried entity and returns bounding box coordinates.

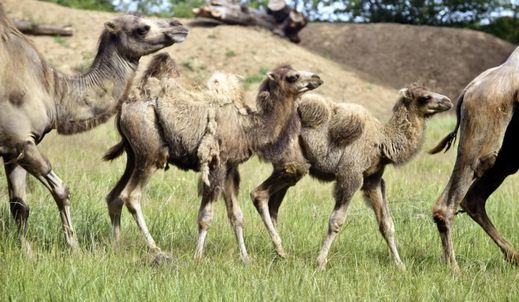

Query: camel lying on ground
[430,46,519,272]
[104,53,322,263]
[0,3,188,251]
[250,85,452,269]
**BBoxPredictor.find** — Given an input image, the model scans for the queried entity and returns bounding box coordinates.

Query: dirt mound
[300,23,515,99]
[3,0,399,117]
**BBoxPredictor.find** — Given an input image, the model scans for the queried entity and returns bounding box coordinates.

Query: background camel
[0,3,188,251]
[104,54,322,263]
[250,85,452,269]
[430,46,519,271]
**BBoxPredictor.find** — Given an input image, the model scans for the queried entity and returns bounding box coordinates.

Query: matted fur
[250,84,452,269]
[104,55,323,261]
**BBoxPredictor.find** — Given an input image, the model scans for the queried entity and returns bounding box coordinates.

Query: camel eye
[136,25,150,36]
[286,74,299,83]
[418,95,431,104]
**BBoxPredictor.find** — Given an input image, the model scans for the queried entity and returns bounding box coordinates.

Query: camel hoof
[505,251,519,265]
[276,249,288,259]
[316,257,328,271]
[396,262,406,271]
[149,251,174,266]
[241,255,250,265]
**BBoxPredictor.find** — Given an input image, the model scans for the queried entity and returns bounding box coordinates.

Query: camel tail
[103,112,127,161]
[429,92,464,154]
[103,140,125,161]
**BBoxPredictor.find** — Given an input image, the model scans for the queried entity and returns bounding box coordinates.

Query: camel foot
[145,248,173,266]
[241,254,250,265]
[504,251,519,265]
[275,247,287,259]
[395,262,406,271]
[20,239,35,259]
[316,257,328,271]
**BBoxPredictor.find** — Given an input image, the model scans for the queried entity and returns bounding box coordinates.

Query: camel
[103,53,322,263]
[250,85,452,269]
[0,3,188,251]
[430,46,519,271]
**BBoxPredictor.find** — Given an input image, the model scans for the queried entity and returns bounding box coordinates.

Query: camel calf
[104,53,322,263]
[250,85,452,269]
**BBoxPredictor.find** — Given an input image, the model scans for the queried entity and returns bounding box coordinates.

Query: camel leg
[317,171,362,270]
[222,167,248,263]
[432,110,512,271]
[362,176,404,268]
[250,163,305,258]
[194,168,224,260]
[461,133,519,264]
[16,141,78,249]
[3,159,32,253]
[120,163,160,253]
[106,153,134,243]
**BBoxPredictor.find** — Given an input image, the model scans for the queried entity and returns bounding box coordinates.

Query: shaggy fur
[104,54,322,262]
[250,85,452,269]
[0,3,188,251]
[430,46,519,271]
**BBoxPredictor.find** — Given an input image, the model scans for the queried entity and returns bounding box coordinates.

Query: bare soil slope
[4,0,395,117]
[301,23,516,99]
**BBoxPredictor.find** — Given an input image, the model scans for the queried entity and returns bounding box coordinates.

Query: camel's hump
[328,104,365,147]
[298,94,330,128]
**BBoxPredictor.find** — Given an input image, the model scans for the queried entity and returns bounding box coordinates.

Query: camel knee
[121,193,141,215]
[198,209,214,231]
[432,207,452,233]
[228,210,244,227]
[250,190,268,209]
[106,195,124,216]
[379,218,395,237]
[474,152,498,178]
[10,197,29,221]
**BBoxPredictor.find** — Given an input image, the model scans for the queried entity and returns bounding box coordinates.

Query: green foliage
[477,17,519,44]
[42,0,114,11]
[244,66,269,89]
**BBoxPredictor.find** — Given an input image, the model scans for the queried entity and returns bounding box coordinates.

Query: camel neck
[247,85,300,160]
[55,32,138,135]
[381,101,426,165]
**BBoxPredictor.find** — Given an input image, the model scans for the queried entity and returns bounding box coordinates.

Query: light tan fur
[250,85,452,269]
[430,46,519,272]
[0,2,188,252]
[104,54,322,263]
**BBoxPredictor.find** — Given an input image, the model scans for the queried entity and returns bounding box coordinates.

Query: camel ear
[267,72,278,81]
[399,88,412,101]
[104,21,120,33]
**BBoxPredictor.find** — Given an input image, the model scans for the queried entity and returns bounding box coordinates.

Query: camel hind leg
[317,170,363,270]
[3,159,32,254]
[362,175,404,269]
[106,145,135,243]
[461,113,519,264]
[432,104,513,270]
[119,161,160,253]
[222,166,248,263]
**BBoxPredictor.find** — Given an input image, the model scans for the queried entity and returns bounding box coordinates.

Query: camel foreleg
[16,141,78,250]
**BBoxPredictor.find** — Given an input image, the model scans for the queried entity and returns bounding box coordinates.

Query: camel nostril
[170,20,182,27]
[311,74,321,80]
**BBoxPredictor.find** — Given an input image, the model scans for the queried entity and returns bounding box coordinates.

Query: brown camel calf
[250,85,452,269]
[104,54,322,263]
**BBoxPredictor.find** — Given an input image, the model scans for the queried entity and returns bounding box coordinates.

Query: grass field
[1,115,519,301]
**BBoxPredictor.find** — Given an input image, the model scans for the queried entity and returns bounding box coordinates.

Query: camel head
[263,65,323,100]
[103,14,188,61]
[398,85,452,118]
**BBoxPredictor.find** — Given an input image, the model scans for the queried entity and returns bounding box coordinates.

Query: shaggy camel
[104,54,322,263]
[0,3,188,250]
[430,47,519,271]
[250,85,452,269]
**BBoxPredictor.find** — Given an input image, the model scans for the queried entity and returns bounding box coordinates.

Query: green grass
[1,115,519,301]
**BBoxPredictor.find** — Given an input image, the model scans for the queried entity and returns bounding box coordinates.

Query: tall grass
[1,115,518,301]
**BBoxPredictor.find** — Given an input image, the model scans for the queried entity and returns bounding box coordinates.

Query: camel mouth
[165,28,189,43]
[304,79,323,91]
